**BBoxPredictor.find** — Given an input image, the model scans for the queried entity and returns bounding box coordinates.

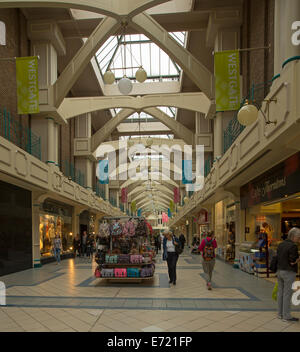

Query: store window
[39,200,73,258]
[0,21,6,45]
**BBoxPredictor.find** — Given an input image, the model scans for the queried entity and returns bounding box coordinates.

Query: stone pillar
[28,21,66,164]
[274,0,300,74]
[214,112,223,159]
[72,207,82,237]
[116,191,120,208]
[32,200,41,268]
[105,184,109,201]
[74,113,94,189]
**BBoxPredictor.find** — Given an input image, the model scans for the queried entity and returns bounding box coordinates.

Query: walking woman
[53,233,62,265]
[163,229,180,285]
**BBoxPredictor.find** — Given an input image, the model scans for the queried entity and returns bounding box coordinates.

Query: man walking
[179,233,186,251]
[277,227,300,322]
[198,231,217,290]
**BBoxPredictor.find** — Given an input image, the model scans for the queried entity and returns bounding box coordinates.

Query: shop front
[214,198,236,262]
[0,180,32,276]
[240,151,300,277]
[39,199,74,263]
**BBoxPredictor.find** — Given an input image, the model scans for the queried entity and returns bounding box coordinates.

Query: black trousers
[167,252,179,283]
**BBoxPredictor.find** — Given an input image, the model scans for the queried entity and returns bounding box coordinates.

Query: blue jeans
[54,248,61,263]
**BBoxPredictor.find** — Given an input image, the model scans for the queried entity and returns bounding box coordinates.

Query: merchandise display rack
[94,216,156,283]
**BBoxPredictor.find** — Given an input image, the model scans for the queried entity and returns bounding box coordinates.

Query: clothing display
[94,216,155,281]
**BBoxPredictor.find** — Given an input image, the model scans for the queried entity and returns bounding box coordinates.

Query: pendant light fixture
[102,22,147,94]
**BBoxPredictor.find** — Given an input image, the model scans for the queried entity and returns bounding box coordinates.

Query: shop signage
[16,56,39,114]
[240,151,300,209]
[214,50,240,111]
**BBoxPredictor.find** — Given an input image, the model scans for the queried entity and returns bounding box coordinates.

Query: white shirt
[166,240,175,252]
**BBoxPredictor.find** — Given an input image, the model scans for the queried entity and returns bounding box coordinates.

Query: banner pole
[213,44,271,55]
[0,55,40,61]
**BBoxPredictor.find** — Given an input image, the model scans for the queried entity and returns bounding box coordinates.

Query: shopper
[163,229,180,285]
[81,231,88,257]
[53,234,62,265]
[154,234,160,254]
[86,234,95,262]
[277,227,300,322]
[198,231,217,290]
[179,233,186,251]
[73,234,81,258]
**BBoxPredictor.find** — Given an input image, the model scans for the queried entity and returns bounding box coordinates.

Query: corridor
[1,251,300,332]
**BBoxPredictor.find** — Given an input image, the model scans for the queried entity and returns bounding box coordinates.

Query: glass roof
[96,32,186,82]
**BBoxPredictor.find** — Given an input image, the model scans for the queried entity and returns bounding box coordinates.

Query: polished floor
[1,250,300,332]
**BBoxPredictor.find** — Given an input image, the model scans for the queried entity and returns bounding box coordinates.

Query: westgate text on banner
[16,56,39,114]
[214,50,240,112]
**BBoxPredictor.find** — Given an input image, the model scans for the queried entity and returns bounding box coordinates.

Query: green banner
[215,50,240,112]
[16,56,39,114]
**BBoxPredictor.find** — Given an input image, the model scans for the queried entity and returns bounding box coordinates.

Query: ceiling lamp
[103,70,115,85]
[237,99,277,127]
[135,66,147,83]
[118,76,133,95]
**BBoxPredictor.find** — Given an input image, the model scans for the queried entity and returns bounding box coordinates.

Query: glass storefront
[39,200,73,258]
[0,180,32,276]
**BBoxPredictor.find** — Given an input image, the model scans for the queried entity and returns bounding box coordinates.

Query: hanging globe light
[237,101,259,126]
[118,76,133,95]
[103,70,115,85]
[135,66,147,83]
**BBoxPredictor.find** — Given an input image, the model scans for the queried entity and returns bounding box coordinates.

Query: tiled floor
[1,250,300,332]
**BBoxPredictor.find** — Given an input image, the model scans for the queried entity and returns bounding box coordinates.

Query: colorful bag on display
[135,219,147,237]
[105,255,118,263]
[111,221,122,236]
[99,223,110,237]
[114,268,127,278]
[94,267,101,278]
[118,254,130,264]
[101,268,114,277]
[130,255,143,264]
[140,267,153,277]
[122,220,136,236]
[127,268,140,278]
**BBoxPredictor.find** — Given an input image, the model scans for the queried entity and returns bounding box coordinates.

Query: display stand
[94,216,155,283]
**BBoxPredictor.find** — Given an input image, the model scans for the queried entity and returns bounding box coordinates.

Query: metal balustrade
[0,108,41,160]
[62,160,86,188]
[223,81,273,155]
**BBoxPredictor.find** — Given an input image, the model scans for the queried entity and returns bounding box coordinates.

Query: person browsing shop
[198,231,217,290]
[53,233,62,265]
[163,229,180,285]
[277,227,300,322]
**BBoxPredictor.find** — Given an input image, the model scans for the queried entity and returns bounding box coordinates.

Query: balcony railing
[204,155,213,177]
[223,81,273,155]
[0,108,41,160]
[62,160,86,188]
[93,182,106,199]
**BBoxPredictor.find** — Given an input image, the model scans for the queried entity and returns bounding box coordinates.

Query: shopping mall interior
[0,0,300,333]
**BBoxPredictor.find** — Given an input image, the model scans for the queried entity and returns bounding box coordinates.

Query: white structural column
[214,112,223,159]
[105,184,109,201]
[74,113,94,189]
[274,0,300,74]
[28,21,65,164]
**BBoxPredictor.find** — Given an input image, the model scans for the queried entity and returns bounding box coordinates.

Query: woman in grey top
[53,234,62,264]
